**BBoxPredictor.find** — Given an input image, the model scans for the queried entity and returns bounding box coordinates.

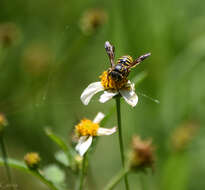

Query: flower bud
[129,136,155,172]
[80,9,107,35]
[24,152,41,169]
[0,22,20,47]
[22,43,52,75]
[171,122,198,152]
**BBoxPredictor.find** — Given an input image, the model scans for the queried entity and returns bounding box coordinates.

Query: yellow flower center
[100,71,128,90]
[75,119,99,136]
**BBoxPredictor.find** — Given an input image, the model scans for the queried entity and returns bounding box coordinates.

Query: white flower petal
[119,82,138,107]
[99,91,118,103]
[75,136,87,153]
[75,136,93,156]
[80,82,104,105]
[97,126,117,136]
[93,112,105,124]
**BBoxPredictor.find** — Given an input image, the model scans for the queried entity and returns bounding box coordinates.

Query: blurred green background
[0,0,205,189]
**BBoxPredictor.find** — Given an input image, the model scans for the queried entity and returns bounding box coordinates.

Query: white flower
[75,112,117,156]
[80,71,138,107]
[80,40,151,107]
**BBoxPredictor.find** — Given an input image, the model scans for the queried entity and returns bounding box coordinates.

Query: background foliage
[0,0,205,189]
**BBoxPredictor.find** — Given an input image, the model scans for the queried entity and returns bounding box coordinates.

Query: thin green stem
[103,167,130,190]
[140,174,146,190]
[115,96,130,190]
[78,153,87,190]
[0,136,13,190]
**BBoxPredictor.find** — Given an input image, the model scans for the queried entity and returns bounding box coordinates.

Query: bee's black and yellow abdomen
[117,55,133,67]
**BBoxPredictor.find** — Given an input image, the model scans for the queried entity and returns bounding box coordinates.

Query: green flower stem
[78,153,87,190]
[103,167,130,190]
[35,170,59,190]
[0,158,59,190]
[140,174,146,190]
[0,136,13,189]
[115,96,130,190]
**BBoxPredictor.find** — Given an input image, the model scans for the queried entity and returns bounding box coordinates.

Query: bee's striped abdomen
[117,55,133,67]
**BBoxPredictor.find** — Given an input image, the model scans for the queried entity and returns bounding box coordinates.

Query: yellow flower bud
[24,152,41,169]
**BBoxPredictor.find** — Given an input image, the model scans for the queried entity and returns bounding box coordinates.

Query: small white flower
[80,71,138,107]
[75,112,117,156]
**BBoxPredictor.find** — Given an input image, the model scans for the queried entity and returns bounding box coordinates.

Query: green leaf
[45,128,73,165]
[55,151,70,167]
[43,164,66,184]
[0,158,59,190]
[45,128,69,152]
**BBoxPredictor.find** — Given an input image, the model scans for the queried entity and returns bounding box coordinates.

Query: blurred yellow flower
[171,121,198,152]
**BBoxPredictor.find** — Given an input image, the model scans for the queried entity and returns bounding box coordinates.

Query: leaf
[55,151,70,167]
[43,164,66,184]
[45,128,69,152]
[45,128,72,166]
[0,158,59,190]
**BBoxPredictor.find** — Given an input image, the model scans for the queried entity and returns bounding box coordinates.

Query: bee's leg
[125,69,130,78]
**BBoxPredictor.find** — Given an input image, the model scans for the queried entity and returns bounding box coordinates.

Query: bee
[105,41,151,81]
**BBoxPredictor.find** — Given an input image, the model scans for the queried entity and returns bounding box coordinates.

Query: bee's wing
[128,53,151,68]
[105,41,115,67]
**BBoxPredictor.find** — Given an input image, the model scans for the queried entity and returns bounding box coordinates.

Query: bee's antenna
[138,92,160,104]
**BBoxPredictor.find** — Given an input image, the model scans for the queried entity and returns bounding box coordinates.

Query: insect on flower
[81,41,151,107]
[75,112,117,156]
[105,41,151,82]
